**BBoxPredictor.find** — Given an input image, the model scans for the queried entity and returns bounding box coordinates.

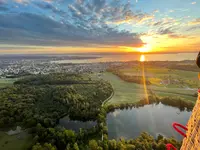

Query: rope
[166,144,177,150]
[165,123,187,150]
[172,122,188,137]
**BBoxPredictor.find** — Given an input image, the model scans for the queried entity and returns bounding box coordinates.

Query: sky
[0,0,200,54]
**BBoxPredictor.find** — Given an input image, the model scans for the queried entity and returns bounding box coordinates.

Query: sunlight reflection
[140,55,145,62]
[140,55,149,104]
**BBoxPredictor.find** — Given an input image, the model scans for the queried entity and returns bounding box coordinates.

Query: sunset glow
[137,44,152,53]
[0,0,199,54]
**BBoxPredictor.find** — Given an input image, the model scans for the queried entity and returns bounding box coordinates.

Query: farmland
[96,62,198,105]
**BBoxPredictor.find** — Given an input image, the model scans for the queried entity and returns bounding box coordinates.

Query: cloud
[0,0,6,4]
[13,0,29,4]
[157,27,187,39]
[43,0,53,3]
[0,5,8,11]
[152,17,200,34]
[152,21,162,26]
[186,25,200,31]
[68,0,154,26]
[149,17,181,30]
[191,2,196,4]
[153,9,159,13]
[34,2,66,16]
[106,14,153,25]
[92,0,106,13]
[0,0,154,48]
[168,34,187,39]
[158,27,174,35]
[13,0,54,4]
[189,18,200,25]
[0,13,143,47]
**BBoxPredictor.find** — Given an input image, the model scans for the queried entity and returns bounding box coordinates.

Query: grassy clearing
[92,72,197,105]
[0,78,17,88]
[0,131,32,150]
[92,73,146,105]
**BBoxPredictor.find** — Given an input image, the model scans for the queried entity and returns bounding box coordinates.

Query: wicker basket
[180,94,200,150]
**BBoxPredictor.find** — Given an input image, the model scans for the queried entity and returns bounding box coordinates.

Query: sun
[137,44,152,53]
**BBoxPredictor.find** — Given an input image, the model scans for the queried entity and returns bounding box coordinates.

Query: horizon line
[0,50,198,55]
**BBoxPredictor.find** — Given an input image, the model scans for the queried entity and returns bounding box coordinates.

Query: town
[0,55,123,78]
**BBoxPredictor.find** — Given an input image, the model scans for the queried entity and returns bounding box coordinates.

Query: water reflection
[140,54,145,62]
[107,103,191,141]
[59,116,96,132]
[52,53,197,64]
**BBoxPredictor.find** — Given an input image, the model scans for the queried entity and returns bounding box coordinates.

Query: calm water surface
[53,52,197,64]
[107,103,191,141]
[59,116,96,132]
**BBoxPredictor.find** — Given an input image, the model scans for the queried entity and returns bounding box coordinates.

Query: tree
[32,143,42,150]
[117,141,126,150]
[157,142,166,150]
[44,118,51,127]
[126,144,136,150]
[64,130,76,143]
[43,143,57,150]
[66,144,71,150]
[78,128,85,140]
[0,119,4,128]
[73,143,79,150]
[89,140,98,150]
[109,139,117,150]
[157,134,164,142]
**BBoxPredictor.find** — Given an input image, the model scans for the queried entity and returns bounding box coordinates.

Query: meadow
[116,64,198,87]
[0,131,32,150]
[96,69,197,105]
[0,78,17,88]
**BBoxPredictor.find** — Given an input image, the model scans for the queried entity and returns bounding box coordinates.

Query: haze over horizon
[0,0,200,54]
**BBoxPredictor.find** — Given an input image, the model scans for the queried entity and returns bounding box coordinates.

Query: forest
[0,73,114,126]
[0,73,185,150]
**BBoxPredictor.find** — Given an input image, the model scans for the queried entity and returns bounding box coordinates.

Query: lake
[107,103,191,141]
[59,116,96,132]
[53,52,198,64]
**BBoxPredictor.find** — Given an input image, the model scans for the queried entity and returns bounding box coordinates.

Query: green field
[120,66,198,88]
[0,131,32,150]
[93,72,197,105]
[0,78,17,88]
